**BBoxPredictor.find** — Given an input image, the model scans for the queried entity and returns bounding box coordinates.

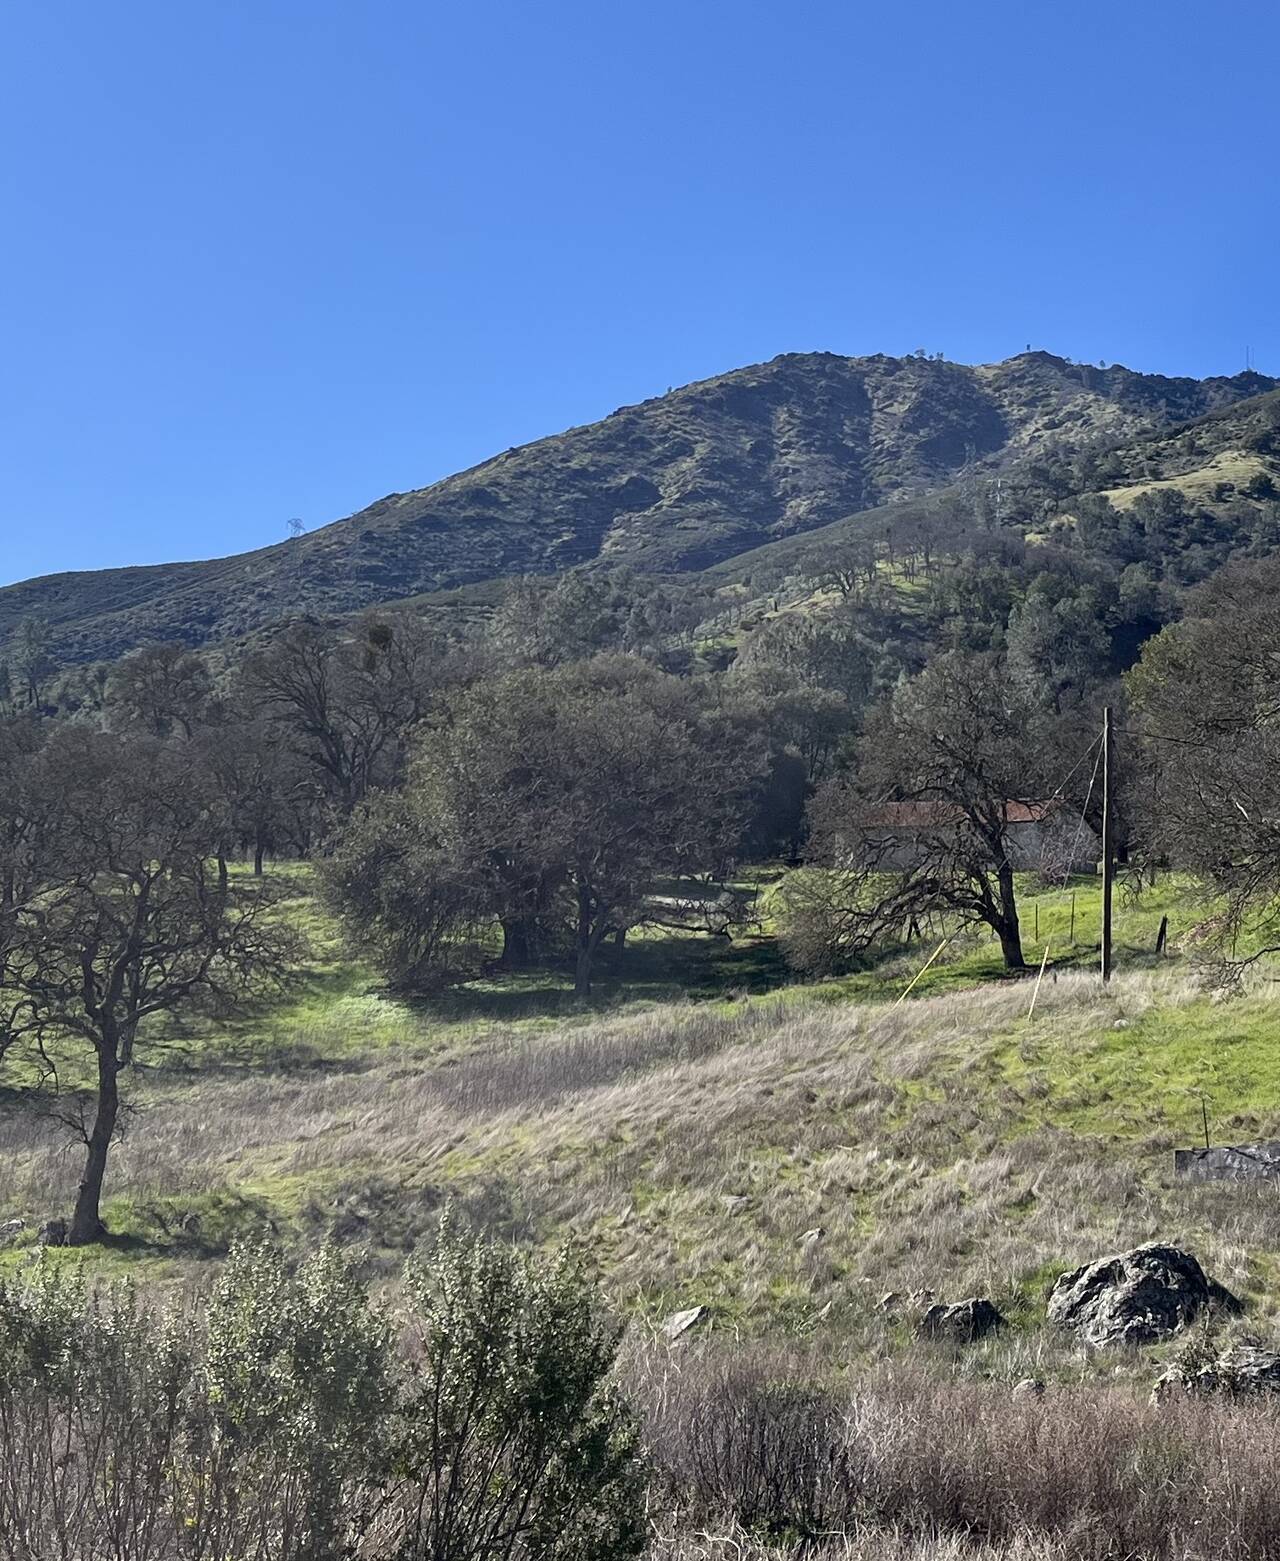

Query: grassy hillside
[3,352,1273,664]
[5,866,1277,1380]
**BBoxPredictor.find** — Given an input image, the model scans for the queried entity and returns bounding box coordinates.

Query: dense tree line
[6,533,1280,1242]
[1127,555,1280,974]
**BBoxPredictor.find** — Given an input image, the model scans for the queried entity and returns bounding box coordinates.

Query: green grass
[996,992,1280,1142]
[4,863,1278,1369]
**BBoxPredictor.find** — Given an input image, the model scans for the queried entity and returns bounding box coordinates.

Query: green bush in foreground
[0,1224,643,1561]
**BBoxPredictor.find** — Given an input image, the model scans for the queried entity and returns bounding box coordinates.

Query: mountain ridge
[3,349,1275,663]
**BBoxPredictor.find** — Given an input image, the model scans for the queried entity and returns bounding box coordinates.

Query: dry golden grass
[6,960,1278,1366]
[1099,448,1273,509]
[642,1346,1280,1557]
[11,959,1280,1557]
[653,1532,1071,1559]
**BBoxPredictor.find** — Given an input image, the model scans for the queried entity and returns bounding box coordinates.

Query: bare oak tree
[11,728,297,1244]
[244,613,443,812]
[784,653,1046,973]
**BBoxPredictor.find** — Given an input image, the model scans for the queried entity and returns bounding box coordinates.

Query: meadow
[7,866,1280,1558]
[3,865,1272,1348]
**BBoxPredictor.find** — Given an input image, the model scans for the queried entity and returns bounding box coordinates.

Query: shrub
[372,1217,645,1559]
[195,1240,392,1559]
[0,1230,644,1561]
[0,1261,193,1560]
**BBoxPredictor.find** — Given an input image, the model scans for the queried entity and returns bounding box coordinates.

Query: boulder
[661,1305,705,1341]
[1047,1243,1240,1348]
[918,1296,1006,1343]
[1153,1343,1280,1402]
[1012,1376,1046,1400]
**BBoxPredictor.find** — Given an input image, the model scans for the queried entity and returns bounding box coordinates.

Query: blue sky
[2,0,1277,586]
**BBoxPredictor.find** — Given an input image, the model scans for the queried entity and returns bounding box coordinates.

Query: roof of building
[859,799,1072,829]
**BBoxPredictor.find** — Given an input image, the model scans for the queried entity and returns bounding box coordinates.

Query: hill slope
[3,352,1274,663]
[706,384,1280,586]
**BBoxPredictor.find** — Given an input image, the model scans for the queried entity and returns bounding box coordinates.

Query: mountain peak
[2,350,1275,664]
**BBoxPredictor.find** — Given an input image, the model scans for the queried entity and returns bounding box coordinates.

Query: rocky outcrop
[1048,1244,1240,1348]
[918,1297,1005,1343]
[1153,1343,1280,1401]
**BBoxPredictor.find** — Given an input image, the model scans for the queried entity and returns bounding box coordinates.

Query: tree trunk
[217,851,229,895]
[68,1045,120,1245]
[253,838,265,877]
[995,861,1025,970]
[574,884,596,997]
[574,945,594,997]
[499,916,535,970]
[118,1016,139,1067]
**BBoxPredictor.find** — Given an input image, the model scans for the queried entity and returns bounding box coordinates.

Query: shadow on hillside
[406,933,795,1024]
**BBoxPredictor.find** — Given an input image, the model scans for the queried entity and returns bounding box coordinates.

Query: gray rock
[37,1219,68,1248]
[1154,1343,1280,1401]
[1048,1243,1240,1348]
[661,1305,705,1341]
[1174,1141,1280,1184]
[1012,1376,1046,1399]
[918,1296,1006,1343]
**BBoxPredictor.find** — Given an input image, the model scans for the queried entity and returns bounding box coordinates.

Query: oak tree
[10,728,297,1244]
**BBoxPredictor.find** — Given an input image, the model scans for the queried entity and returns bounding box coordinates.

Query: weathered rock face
[1154,1344,1280,1401]
[1048,1244,1240,1348]
[918,1297,1005,1343]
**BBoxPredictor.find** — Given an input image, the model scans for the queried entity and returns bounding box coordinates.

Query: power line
[1059,738,1104,893]
[1117,726,1211,750]
[1050,733,1104,800]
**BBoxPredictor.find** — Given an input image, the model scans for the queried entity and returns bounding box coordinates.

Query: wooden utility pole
[1101,705,1114,982]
